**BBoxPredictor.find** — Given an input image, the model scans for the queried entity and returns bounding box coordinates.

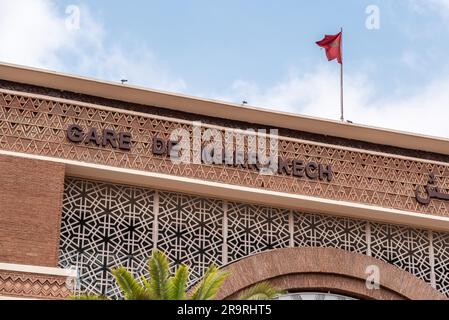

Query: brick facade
[0,154,65,267]
[1,72,448,300]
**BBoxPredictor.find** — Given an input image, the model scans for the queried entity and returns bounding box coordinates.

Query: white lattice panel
[59,178,154,297]
[370,223,431,283]
[433,232,449,295]
[157,191,224,283]
[226,203,290,262]
[293,213,367,254]
[59,177,448,298]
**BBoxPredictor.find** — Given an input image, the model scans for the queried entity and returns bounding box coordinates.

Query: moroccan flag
[316,32,342,64]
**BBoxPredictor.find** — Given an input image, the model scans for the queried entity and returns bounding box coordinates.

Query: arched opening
[217,247,446,300]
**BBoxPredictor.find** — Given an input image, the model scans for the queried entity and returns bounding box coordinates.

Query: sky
[1,0,449,138]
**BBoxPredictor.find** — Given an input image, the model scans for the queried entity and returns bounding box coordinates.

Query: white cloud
[0,0,186,92]
[0,0,69,68]
[218,65,449,138]
[217,66,370,120]
[409,0,449,19]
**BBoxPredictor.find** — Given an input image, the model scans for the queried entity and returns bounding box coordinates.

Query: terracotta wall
[0,154,65,267]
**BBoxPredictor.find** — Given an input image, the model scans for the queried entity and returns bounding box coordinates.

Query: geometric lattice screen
[59,177,449,298]
[156,191,224,284]
[59,179,154,298]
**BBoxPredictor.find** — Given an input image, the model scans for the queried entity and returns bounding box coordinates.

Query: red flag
[316,32,342,64]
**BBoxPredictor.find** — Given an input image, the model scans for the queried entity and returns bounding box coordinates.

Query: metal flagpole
[340,27,344,122]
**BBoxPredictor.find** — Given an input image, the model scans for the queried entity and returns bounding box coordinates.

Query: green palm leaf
[237,282,283,300]
[147,250,170,300]
[167,264,189,300]
[189,265,228,300]
[141,275,151,291]
[111,267,150,300]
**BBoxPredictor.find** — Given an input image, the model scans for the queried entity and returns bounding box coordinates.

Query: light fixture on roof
[242,101,248,106]
[121,79,128,85]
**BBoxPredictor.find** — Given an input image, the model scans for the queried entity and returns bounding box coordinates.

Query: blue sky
[1,0,449,137]
[54,0,444,93]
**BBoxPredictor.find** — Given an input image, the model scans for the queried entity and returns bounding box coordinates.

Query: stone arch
[217,247,446,300]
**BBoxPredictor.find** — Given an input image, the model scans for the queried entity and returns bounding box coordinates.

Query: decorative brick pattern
[2,91,449,217]
[2,80,447,163]
[0,270,71,300]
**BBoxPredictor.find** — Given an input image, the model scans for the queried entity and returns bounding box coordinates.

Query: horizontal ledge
[0,296,39,300]
[67,164,449,232]
[0,262,77,277]
[2,149,449,232]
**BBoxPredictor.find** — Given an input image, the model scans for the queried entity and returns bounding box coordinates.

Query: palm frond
[140,275,159,300]
[167,264,189,300]
[237,282,283,300]
[111,267,150,300]
[141,275,151,291]
[189,265,228,300]
[147,250,170,300]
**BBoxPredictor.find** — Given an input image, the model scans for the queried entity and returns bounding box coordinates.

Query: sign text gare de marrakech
[67,124,449,205]
[66,124,334,182]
